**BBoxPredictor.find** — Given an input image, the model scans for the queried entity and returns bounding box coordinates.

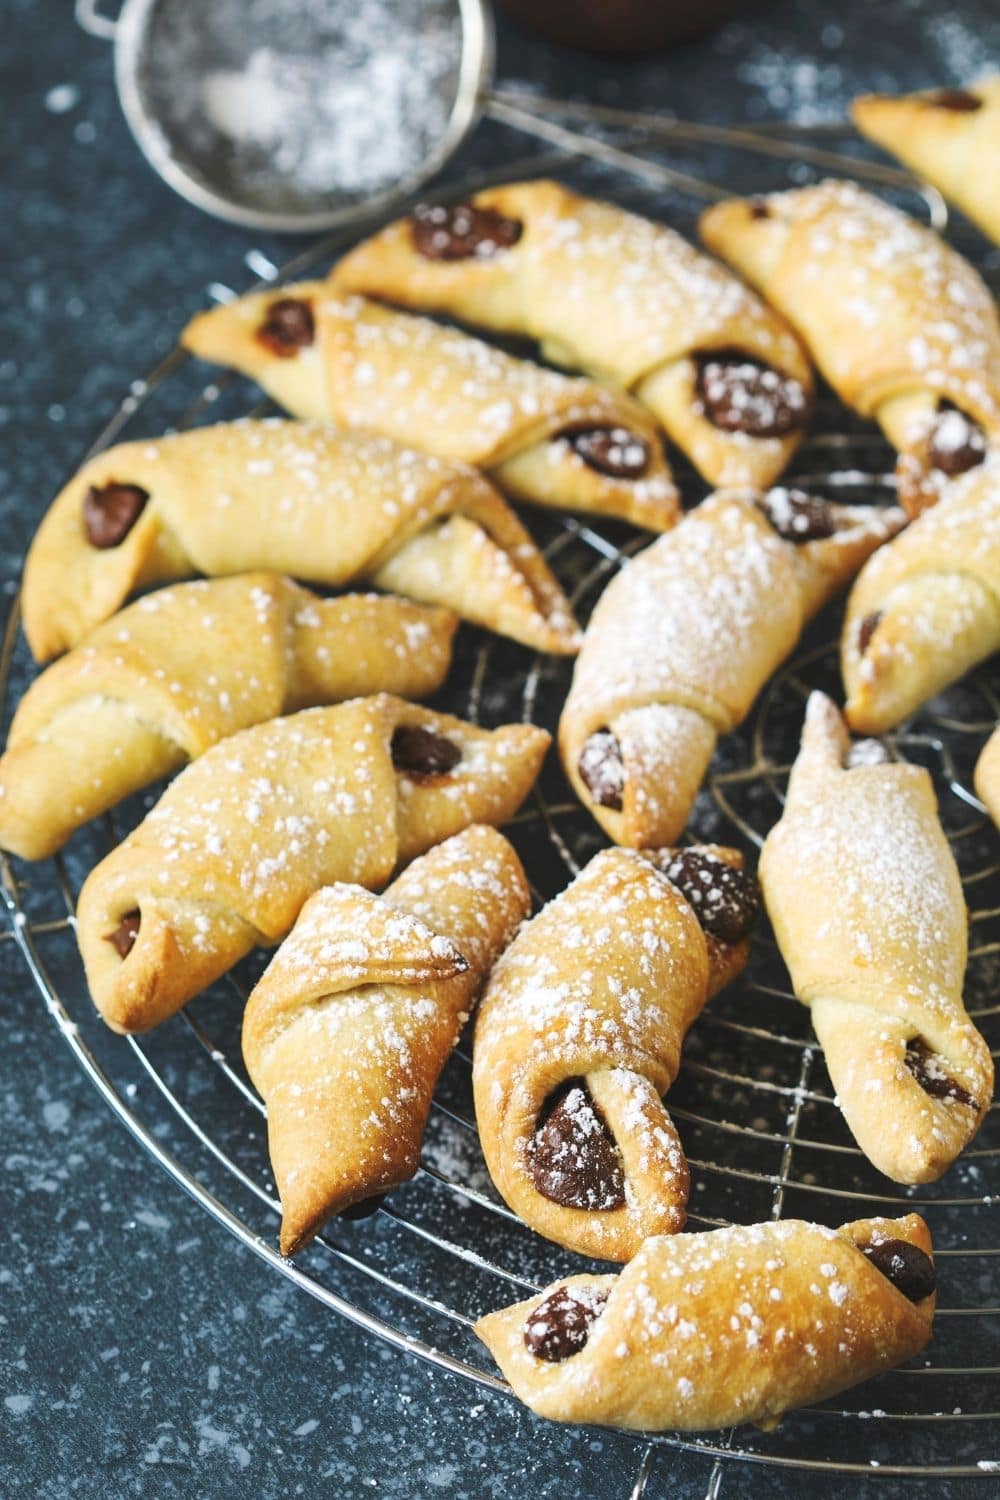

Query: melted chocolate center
[390,725,462,779]
[256,297,315,357]
[578,729,624,811]
[857,611,883,654]
[560,426,650,480]
[108,910,140,960]
[861,1238,937,1302]
[928,404,987,478]
[654,849,761,944]
[83,483,150,549]
[905,1037,978,1110]
[530,1079,625,1211]
[756,488,838,543]
[696,353,809,438]
[926,88,983,112]
[523,1285,610,1363]
[411,203,523,261]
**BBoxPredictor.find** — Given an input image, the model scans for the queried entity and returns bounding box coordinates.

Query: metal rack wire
[2,126,998,1494]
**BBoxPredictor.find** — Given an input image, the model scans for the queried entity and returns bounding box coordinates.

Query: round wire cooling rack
[3,123,1000,1494]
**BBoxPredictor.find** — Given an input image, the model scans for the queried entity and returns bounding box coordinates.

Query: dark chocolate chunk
[108,910,140,960]
[560,425,651,480]
[655,849,761,944]
[905,1036,978,1110]
[925,88,983,112]
[256,297,315,357]
[845,738,892,769]
[861,1238,937,1302]
[756,487,838,543]
[857,611,882,654]
[696,353,810,438]
[83,482,150,549]
[411,202,523,261]
[530,1079,625,1211]
[578,729,624,811]
[749,197,772,220]
[390,725,462,779]
[340,1195,387,1221]
[928,404,987,477]
[523,1284,610,1363]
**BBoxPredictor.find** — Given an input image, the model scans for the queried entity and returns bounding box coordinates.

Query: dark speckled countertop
[3,2,1000,1496]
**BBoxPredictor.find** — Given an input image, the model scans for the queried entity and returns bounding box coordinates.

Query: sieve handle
[75,0,119,41]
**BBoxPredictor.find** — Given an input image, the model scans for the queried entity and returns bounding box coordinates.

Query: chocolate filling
[578,729,624,811]
[390,725,462,780]
[256,297,315,357]
[905,1036,978,1110]
[411,202,523,261]
[861,1238,937,1302]
[560,425,651,480]
[530,1078,626,1211]
[523,1285,610,1363]
[108,910,140,960]
[654,849,761,944]
[857,611,882,654]
[696,352,809,438]
[925,88,983,112]
[749,198,771,220]
[83,482,150,549]
[756,487,838,543]
[928,403,987,478]
[845,737,892,770]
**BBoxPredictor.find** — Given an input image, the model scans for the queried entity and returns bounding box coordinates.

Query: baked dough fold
[472,846,750,1261]
[700,180,1000,515]
[243,824,530,1255]
[760,692,993,1183]
[0,574,457,860]
[76,694,549,1033]
[975,725,1000,827]
[841,457,1000,733]
[333,179,814,491]
[22,419,579,661]
[475,1214,935,1431]
[853,78,1000,247]
[182,285,680,531]
[560,490,902,848]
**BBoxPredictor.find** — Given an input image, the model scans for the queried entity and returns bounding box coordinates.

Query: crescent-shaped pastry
[700,179,1000,516]
[332,179,815,491]
[853,79,1000,247]
[842,456,1000,734]
[244,825,530,1255]
[560,488,903,848]
[760,692,993,1183]
[975,725,1000,827]
[182,286,681,531]
[472,844,759,1261]
[22,419,579,662]
[76,694,549,1034]
[475,1213,936,1431]
[0,575,457,861]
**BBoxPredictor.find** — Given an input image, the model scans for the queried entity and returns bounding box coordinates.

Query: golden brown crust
[700,180,1000,514]
[0,575,457,860]
[760,693,993,1182]
[243,826,530,1255]
[560,490,903,847]
[332,179,814,490]
[842,458,1000,734]
[852,78,1000,246]
[475,1214,935,1430]
[76,694,549,1033]
[472,846,750,1261]
[183,285,681,531]
[975,725,1000,827]
[22,419,579,661]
